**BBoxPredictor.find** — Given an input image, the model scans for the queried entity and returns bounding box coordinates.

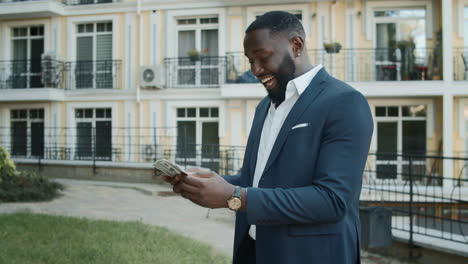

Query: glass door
[201,121,219,172]
[376,121,398,180]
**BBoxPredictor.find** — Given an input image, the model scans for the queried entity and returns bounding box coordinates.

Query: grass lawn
[0,212,230,264]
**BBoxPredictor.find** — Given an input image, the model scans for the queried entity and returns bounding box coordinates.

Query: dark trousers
[234,235,256,264]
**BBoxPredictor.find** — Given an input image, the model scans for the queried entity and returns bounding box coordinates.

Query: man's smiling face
[243,28,296,106]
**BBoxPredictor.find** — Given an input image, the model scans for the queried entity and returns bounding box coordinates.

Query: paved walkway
[0,178,412,263]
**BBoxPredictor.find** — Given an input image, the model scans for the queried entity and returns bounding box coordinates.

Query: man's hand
[173,168,235,209]
[162,174,185,186]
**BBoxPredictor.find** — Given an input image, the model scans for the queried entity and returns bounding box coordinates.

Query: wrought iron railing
[0,59,64,89]
[453,47,468,81]
[362,152,468,248]
[1,125,467,247]
[64,60,121,90]
[164,56,226,88]
[226,47,441,83]
[0,126,245,176]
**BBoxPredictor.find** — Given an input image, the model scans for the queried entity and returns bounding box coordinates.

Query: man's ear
[289,33,304,57]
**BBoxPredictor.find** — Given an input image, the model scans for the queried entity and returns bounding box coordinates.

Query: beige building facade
[0,0,468,185]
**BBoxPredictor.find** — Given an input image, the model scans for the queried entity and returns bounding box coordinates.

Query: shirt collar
[285,64,323,100]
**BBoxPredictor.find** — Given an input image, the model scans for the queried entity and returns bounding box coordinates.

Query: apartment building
[0,0,467,185]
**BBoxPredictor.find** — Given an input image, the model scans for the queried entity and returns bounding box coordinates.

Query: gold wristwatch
[227,186,242,211]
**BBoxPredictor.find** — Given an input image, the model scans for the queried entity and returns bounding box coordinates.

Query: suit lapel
[261,68,329,177]
[248,98,270,185]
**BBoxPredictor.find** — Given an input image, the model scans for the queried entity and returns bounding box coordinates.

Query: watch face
[228,197,242,210]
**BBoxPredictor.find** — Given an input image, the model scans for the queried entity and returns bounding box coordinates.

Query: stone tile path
[0,178,412,263]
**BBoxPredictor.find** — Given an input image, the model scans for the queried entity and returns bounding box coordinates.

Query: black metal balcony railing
[226,48,441,84]
[0,59,64,89]
[0,59,120,90]
[0,126,244,176]
[164,56,226,88]
[362,152,468,249]
[1,126,468,248]
[453,47,468,81]
[64,0,117,5]
[65,60,121,90]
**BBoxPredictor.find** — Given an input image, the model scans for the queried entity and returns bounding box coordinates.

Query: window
[255,11,302,21]
[375,105,427,181]
[464,7,468,48]
[10,26,44,88]
[176,107,219,171]
[373,8,427,80]
[75,22,113,89]
[75,108,112,160]
[175,17,219,87]
[10,108,44,158]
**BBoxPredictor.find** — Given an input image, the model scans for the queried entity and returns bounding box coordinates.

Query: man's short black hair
[245,11,305,37]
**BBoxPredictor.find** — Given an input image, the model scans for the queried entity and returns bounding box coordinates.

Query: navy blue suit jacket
[224,68,373,264]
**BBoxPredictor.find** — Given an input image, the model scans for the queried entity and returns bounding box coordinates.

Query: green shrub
[0,146,63,202]
[0,146,17,182]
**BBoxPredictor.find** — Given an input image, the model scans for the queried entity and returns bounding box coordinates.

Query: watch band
[232,186,242,198]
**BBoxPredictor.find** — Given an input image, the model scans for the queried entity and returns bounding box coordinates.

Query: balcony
[0,0,64,19]
[164,56,226,89]
[65,60,121,90]
[0,59,64,90]
[454,47,468,81]
[225,47,441,84]
[0,59,121,100]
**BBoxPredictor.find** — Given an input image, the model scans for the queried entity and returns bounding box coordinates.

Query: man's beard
[267,53,296,107]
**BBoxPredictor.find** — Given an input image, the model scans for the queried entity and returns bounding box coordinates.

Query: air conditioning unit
[142,144,156,161]
[41,52,61,88]
[140,65,165,88]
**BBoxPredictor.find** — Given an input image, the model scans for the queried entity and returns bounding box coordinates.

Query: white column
[149,10,161,65]
[442,0,453,82]
[51,17,60,54]
[442,0,454,190]
[125,13,136,90]
[0,24,4,60]
[443,94,454,190]
[124,101,135,161]
[0,108,9,148]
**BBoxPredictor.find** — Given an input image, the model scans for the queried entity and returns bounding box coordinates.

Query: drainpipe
[330,0,336,43]
[330,1,337,76]
[137,0,143,162]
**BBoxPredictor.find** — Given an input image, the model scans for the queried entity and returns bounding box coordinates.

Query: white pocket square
[291,123,310,130]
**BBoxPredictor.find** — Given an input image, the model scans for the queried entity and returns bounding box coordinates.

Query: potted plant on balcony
[323,42,342,54]
[428,30,442,80]
[187,49,200,62]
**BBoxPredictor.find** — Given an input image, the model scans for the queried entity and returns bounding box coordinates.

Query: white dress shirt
[249,64,323,240]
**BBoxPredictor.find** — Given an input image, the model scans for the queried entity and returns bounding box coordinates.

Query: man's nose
[251,62,263,77]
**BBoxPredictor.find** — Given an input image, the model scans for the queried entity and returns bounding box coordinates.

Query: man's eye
[260,54,271,62]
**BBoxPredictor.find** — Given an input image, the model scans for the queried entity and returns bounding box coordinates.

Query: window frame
[245,4,311,38]
[67,15,118,62]
[166,8,226,59]
[364,0,433,41]
[373,104,428,183]
[9,108,45,158]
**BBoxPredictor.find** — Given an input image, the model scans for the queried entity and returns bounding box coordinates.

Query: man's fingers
[162,176,172,182]
[183,175,205,187]
[168,174,187,185]
[175,181,199,194]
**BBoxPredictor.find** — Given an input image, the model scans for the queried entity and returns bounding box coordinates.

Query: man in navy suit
[164,11,373,264]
